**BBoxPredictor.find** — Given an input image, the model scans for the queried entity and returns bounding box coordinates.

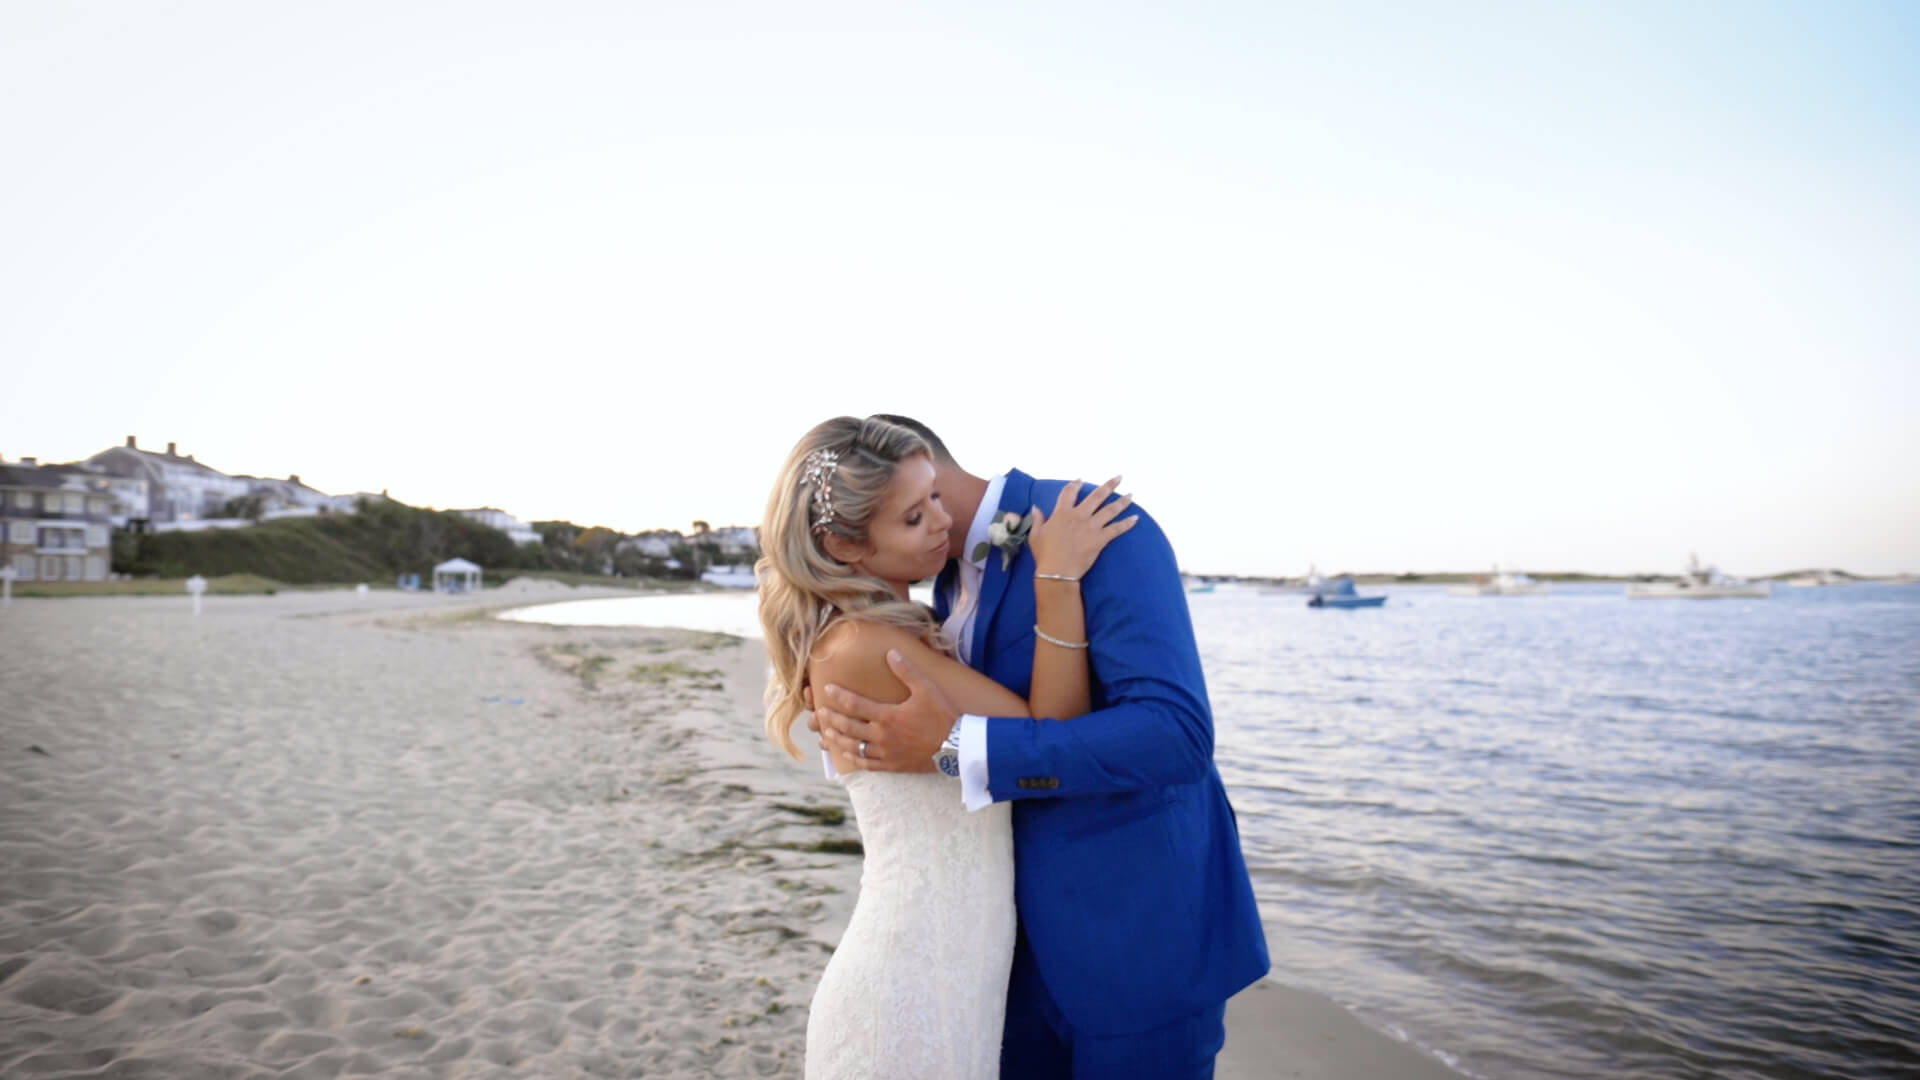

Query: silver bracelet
[1034,572,1081,582]
[1034,625,1089,649]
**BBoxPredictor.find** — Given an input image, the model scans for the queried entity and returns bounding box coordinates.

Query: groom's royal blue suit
[934,469,1269,1077]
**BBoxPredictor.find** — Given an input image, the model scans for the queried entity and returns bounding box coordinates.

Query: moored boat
[1450,567,1550,597]
[1308,576,1386,609]
[1627,555,1769,599]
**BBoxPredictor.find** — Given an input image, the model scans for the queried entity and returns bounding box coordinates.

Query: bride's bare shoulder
[810,619,934,705]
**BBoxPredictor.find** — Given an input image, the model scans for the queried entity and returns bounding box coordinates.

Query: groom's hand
[815,650,954,774]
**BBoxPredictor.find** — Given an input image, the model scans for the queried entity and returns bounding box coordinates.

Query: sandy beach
[1,586,1462,1079]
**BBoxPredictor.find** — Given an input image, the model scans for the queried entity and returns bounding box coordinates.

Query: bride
[756,416,1134,1080]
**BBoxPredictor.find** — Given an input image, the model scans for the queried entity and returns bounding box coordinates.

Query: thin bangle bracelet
[1034,572,1081,582]
[1034,625,1089,649]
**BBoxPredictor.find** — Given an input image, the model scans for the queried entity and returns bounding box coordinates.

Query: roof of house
[0,463,115,492]
[0,464,67,490]
[91,445,234,478]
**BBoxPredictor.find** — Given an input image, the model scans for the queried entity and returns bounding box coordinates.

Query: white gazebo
[432,557,482,594]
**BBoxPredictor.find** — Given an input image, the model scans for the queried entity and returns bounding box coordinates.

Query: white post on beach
[186,574,207,615]
[0,566,15,609]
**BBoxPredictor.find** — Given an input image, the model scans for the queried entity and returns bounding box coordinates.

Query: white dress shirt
[945,475,1007,812]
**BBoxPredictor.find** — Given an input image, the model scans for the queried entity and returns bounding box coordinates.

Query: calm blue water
[506,583,1920,1079]
[1204,583,1920,1080]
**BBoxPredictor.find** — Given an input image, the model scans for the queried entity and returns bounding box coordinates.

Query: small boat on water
[1308,576,1386,609]
[1627,555,1770,599]
[1786,569,1848,587]
[1450,567,1550,597]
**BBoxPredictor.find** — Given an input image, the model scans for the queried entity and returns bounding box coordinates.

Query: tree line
[113,498,755,584]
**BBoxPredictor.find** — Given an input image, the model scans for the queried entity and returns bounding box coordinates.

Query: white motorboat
[1627,555,1770,599]
[1450,567,1550,597]
[1786,569,1847,587]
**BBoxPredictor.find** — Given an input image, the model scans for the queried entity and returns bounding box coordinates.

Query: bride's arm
[1026,477,1134,720]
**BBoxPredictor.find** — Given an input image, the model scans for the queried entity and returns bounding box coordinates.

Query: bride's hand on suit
[1028,476,1136,580]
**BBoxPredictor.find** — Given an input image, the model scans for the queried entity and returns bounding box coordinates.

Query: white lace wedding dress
[805,770,1016,1080]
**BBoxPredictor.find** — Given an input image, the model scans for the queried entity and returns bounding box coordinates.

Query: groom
[812,415,1270,1079]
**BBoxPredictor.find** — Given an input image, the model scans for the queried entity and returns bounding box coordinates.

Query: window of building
[88,497,107,514]
[38,526,83,550]
[12,553,34,580]
[87,525,108,547]
[6,490,27,509]
[64,493,84,513]
[7,521,33,544]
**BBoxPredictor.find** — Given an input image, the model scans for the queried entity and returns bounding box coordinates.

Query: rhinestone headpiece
[801,448,840,535]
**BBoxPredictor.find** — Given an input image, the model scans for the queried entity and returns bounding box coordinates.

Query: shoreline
[496,592,1472,1078]
[0,586,1465,1078]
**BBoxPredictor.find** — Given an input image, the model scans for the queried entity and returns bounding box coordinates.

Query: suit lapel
[932,559,958,622]
[971,468,1034,665]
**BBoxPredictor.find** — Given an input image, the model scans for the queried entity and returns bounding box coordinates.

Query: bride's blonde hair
[756,416,951,757]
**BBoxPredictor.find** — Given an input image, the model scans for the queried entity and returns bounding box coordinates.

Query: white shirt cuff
[820,747,839,780]
[959,714,992,811]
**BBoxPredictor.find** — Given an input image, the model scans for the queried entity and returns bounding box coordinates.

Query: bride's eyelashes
[907,494,943,527]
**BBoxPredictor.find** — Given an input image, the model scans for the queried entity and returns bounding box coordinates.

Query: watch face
[935,749,960,778]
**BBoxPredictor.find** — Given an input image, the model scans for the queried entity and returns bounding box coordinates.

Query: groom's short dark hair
[869,414,957,465]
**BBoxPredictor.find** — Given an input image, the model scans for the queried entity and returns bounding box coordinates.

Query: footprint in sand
[8,970,121,1016]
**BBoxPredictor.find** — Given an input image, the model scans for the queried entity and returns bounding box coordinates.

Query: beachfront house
[706,526,760,557]
[617,531,679,558]
[84,437,355,529]
[451,507,542,546]
[0,458,115,582]
[240,474,357,519]
[84,437,252,528]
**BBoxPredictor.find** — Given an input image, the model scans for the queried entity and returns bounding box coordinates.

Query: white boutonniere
[973,510,1037,571]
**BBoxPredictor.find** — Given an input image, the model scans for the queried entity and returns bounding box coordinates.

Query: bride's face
[844,453,952,585]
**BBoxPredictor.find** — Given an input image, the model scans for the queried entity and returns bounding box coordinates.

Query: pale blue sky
[3,2,1915,575]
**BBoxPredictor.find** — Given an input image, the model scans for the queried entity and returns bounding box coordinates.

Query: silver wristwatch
[932,718,964,778]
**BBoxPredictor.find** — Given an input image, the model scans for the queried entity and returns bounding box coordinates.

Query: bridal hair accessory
[974,510,1038,571]
[803,449,841,534]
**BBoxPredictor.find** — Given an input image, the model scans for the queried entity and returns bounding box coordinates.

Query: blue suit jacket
[935,469,1269,1037]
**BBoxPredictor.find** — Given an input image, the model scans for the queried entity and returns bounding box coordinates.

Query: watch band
[933,717,964,778]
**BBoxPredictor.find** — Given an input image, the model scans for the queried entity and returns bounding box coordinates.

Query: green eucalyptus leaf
[971,542,990,562]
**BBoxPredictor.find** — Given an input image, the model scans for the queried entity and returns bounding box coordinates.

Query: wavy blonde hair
[756,416,951,757]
